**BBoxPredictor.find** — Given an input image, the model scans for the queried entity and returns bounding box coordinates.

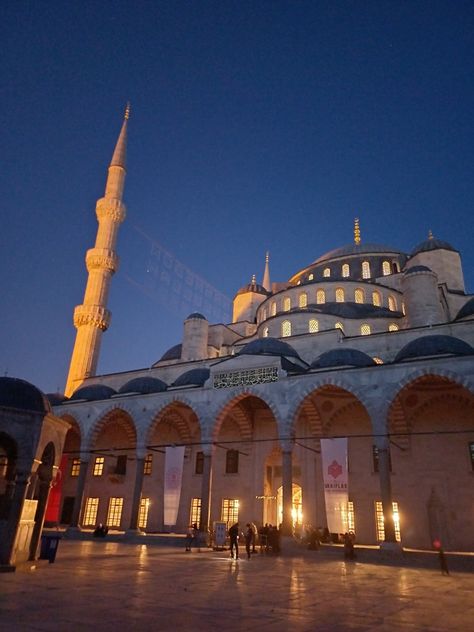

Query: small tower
[262,251,271,292]
[181,313,209,361]
[65,107,129,396]
[232,274,269,323]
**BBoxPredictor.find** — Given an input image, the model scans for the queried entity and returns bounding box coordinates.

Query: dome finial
[428,229,433,240]
[251,273,257,285]
[354,217,361,245]
[124,102,131,120]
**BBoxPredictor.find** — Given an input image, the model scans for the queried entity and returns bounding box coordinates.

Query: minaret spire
[262,251,271,292]
[65,108,129,397]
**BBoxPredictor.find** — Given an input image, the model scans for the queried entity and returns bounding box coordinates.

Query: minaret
[64,106,129,397]
[262,251,271,292]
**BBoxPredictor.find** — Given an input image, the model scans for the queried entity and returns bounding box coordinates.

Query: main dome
[313,242,403,265]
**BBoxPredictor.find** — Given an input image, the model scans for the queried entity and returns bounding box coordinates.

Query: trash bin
[39,534,61,563]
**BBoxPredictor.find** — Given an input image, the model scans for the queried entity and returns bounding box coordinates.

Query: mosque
[3,109,474,562]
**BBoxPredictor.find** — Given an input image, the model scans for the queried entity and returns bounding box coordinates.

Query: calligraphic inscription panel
[213,367,278,389]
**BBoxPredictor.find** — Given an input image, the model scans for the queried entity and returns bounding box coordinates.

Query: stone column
[67,457,90,531]
[0,471,30,569]
[28,472,53,560]
[281,449,293,536]
[199,447,213,533]
[126,450,146,535]
[376,437,397,544]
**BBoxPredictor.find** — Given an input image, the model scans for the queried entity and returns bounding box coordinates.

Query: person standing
[229,522,239,559]
[434,540,450,575]
[245,523,253,560]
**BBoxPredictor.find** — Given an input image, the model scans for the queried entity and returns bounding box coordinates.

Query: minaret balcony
[73,305,111,331]
[95,197,126,223]
[86,248,119,273]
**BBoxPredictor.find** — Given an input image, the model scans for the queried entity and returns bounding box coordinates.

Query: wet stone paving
[0,540,473,631]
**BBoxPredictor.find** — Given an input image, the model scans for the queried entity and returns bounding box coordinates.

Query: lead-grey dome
[314,243,402,265]
[47,393,68,406]
[0,377,51,413]
[311,348,376,369]
[308,302,401,319]
[158,344,182,362]
[239,337,300,359]
[395,335,473,362]
[119,377,167,394]
[404,265,432,275]
[235,283,269,296]
[186,313,207,320]
[70,384,117,401]
[411,238,456,257]
[455,298,474,321]
[172,368,210,387]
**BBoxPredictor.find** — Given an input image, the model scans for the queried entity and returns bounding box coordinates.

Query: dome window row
[270,319,400,338]
[304,259,399,283]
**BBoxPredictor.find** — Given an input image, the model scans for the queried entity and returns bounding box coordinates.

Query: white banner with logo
[164,446,185,527]
[320,438,349,534]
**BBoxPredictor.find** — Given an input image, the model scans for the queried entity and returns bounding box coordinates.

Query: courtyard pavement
[0,540,473,631]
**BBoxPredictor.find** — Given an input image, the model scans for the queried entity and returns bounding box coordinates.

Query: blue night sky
[2,1,474,394]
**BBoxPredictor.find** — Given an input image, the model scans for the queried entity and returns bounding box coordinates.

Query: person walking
[245,523,253,560]
[229,522,240,559]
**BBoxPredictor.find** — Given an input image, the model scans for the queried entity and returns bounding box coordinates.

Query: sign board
[213,521,227,547]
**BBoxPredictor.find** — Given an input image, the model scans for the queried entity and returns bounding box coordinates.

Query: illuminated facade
[52,114,474,551]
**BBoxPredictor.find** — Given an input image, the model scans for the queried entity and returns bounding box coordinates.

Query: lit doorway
[277,484,302,529]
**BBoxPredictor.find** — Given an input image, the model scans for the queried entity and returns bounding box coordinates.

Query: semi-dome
[455,298,474,321]
[186,313,207,320]
[119,377,167,395]
[47,393,68,406]
[0,377,51,414]
[238,337,300,359]
[404,265,433,275]
[411,237,457,257]
[311,348,376,369]
[172,368,210,388]
[314,243,403,265]
[70,384,117,401]
[395,335,473,362]
[158,344,182,362]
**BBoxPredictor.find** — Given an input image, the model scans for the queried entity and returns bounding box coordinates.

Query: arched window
[354,288,364,304]
[263,327,269,337]
[308,319,319,333]
[393,262,400,273]
[373,357,384,365]
[382,261,391,276]
[323,267,331,278]
[296,280,301,285]
[308,273,314,281]
[226,450,239,474]
[283,297,291,312]
[388,323,399,332]
[372,291,381,307]
[299,293,308,308]
[335,288,344,302]
[360,323,371,335]
[270,301,276,316]
[362,261,371,279]
[262,308,267,320]
[401,301,406,315]
[335,322,344,332]
[281,320,291,337]
[316,289,325,304]
[342,263,350,278]
[388,295,397,311]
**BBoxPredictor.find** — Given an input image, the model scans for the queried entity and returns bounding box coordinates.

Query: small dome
[404,265,433,275]
[238,337,300,359]
[70,384,117,401]
[0,377,51,414]
[311,348,376,369]
[172,368,210,388]
[119,377,167,395]
[455,298,474,321]
[395,335,473,362]
[47,393,68,406]
[186,313,207,320]
[411,237,456,257]
[235,282,269,297]
[159,344,182,361]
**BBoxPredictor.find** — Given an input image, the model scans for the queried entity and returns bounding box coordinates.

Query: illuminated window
[375,501,401,542]
[93,456,105,476]
[401,301,406,315]
[360,323,371,335]
[263,327,269,337]
[190,498,201,526]
[107,497,124,528]
[388,295,397,311]
[341,501,355,533]
[283,297,291,312]
[262,308,267,321]
[316,289,325,304]
[382,261,391,276]
[0,449,7,477]
[335,322,344,332]
[308,273,314,281]
[226,450,239,474]
[373,357,384,364]
[281,320,291,337]
[354,288,364,304]
[221,498,239,528]
[308,319,319,333]
[335,288,344,302]
[372,445,392,473]
[323,268,330,278]
[195,451,204,474]
[143,454,153,475]
[469,442,474,471]
[296,280,301,285]
[299,293,307,308]
[388,323,399,332]
[83,498,99,526]
[70,458,81,477]
[271,301,276,316]
[362,261,371,279]
[138,498,150,529]
[342,264,350,277]
[372,291,381,307]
